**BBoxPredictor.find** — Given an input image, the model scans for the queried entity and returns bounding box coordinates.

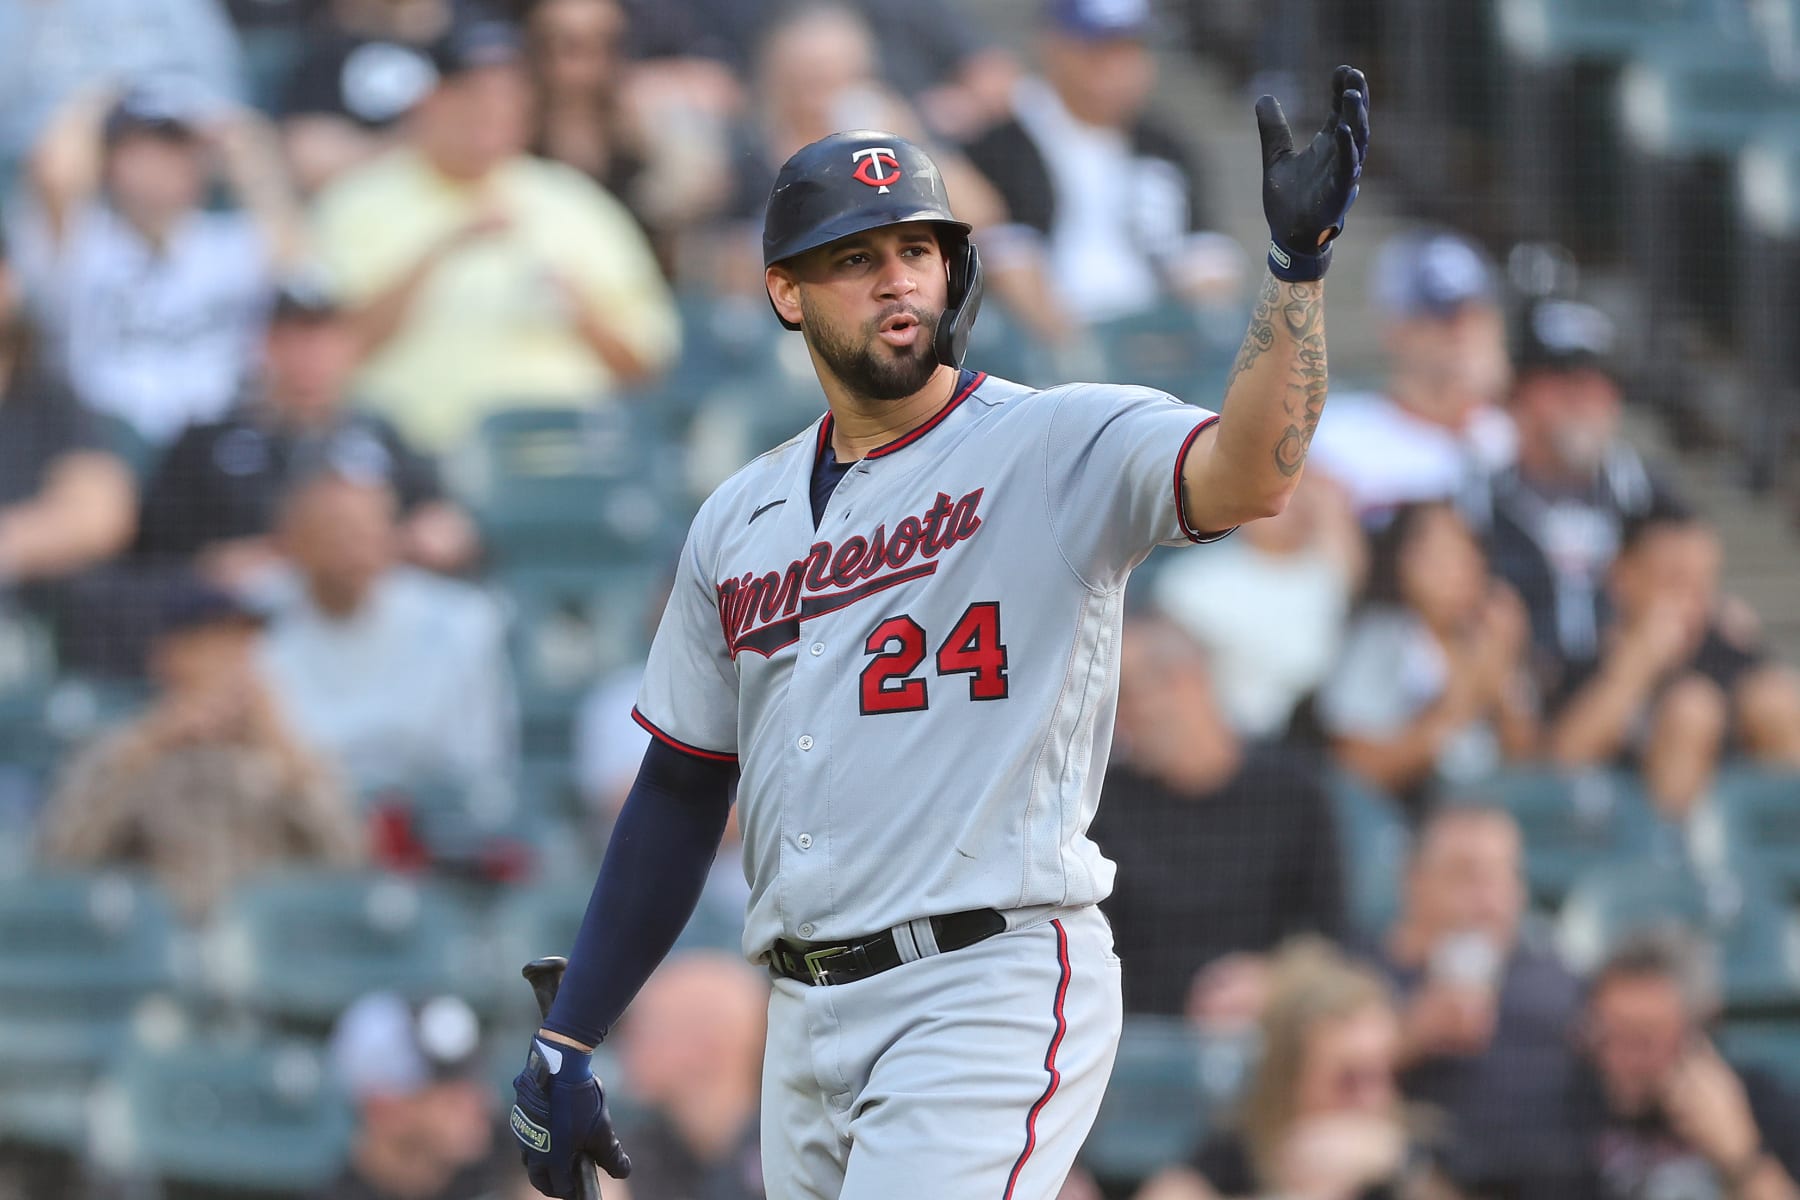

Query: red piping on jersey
[631,707,738,764]
[814,370,987,467]
[1173,414,1225,543]
[1003,918,1071,1200]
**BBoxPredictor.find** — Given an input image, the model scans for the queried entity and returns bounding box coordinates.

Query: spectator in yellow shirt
[312,13,679,452]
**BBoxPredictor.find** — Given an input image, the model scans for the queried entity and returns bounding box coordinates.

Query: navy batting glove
[1257,65,1371,282]
[511,1036,631,1198]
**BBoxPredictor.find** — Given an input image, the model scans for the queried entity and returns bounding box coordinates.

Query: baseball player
[510,65,1370,1199]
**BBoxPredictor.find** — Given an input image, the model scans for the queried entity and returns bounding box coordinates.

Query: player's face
[784,223,948,402]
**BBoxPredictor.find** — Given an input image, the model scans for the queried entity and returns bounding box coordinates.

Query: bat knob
[522,956,569,1020]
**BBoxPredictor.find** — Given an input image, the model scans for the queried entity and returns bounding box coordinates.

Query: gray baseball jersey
[633,368,1225,960]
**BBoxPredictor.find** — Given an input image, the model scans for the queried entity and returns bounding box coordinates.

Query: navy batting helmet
[762,130,984,370]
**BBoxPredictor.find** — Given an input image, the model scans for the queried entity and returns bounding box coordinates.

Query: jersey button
[799,923,815,938]
[809,643,824,656]
[797,833,813,849]
[796,735,814,751]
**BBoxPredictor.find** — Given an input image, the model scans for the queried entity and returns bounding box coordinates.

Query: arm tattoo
[1223,274,1280,397]
[1272,281,1326,477]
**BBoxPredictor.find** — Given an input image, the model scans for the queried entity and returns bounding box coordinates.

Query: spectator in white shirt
[1151,473,1365,742]
[14,83,302,445]
[960,0,1243,343]
[1307,231,1516,526]
[258,463,516,794]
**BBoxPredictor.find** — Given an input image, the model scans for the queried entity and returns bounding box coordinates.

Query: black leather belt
[769,908,1007,986]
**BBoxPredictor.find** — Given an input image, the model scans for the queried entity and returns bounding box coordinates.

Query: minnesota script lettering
[718,488,985,657]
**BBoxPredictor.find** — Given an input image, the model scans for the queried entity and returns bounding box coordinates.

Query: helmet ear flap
[934,238,984,369]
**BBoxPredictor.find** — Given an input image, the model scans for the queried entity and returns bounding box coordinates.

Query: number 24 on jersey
[860,602,1009,715]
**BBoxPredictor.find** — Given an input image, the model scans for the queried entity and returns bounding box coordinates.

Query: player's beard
[803,298,941,402]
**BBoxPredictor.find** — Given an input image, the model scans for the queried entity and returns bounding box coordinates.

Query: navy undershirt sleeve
[541,739,737,1046]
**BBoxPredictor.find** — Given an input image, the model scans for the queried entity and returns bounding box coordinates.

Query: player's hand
[1256,65,1370,282]
[511,1036,631,1198]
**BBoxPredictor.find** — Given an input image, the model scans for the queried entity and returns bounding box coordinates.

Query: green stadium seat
[94,1033,351,1195]
[206,872,489,1027]
[500,563,664,754]
[489,879,743,1025]
[0,872,181,1151]
[1080,1016,1211,1187]
[1697,767,1800,896]
[1454,768,1663,907]
[1092,302,1242,404]
[1717,1022,1800,1091]
[90,410,159,484]
[1495,0,1717,66]
[1493,0,1724,253]
[1325,772,1411,940]
[454,405,684,570]
[1558,860,1800,1014]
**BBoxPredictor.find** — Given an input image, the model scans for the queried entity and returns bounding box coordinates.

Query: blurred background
[1,0,1800,1197]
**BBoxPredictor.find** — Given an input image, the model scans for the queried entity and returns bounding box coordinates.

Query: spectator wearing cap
[960,0,1241,344]
[1307,231,1516,526]
[38,578,360,921]
[258,465,516,794]
[12,82,303,445]
[1471,297,1686,700]
[135,274,480,588]
[1547,508,1800,818]
[612,952,769,1200]
[321,991,511,1200]
[0,0,243,171]
[276,0,450,195]
[311,13,679,452]
[0,221,138,590]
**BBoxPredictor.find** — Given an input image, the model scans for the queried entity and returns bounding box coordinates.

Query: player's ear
[766,265,804,331]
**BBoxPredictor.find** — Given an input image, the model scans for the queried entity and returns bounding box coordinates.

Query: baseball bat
[521,956,604,1200]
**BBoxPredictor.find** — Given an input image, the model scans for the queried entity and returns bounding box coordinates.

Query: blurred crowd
[1,0,1799,1199]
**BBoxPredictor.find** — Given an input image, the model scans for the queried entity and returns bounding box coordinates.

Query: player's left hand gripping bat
[522,956,604,1200]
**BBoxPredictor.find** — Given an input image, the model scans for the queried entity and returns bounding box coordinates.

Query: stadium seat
[1717,1022,1800,1091]
[1558,859,1800,1013]
[0,872,181,1151]
[1325,771,1412,939]
[489,879,743,1025]
[93,1032,351,1196]
[1734,126,1800,488]
[1695,767,1800,897]
[1453,768,1663,907]
[499,563,665,755]
[1493,0,1724,252]
[205,872,490,1027]
[1080,1015,1211,1187]
[454,405,685,570]
[1092,302,1241,404]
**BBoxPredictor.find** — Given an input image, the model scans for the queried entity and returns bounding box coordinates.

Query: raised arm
[1182,67,1369,533]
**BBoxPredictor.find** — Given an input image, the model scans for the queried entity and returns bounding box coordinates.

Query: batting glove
[511,1036,631,1198]
[1257,64,1371,282]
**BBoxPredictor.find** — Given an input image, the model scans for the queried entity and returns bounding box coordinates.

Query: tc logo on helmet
[851,146,902,193]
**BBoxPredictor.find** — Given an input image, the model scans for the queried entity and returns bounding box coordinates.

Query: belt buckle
[803,945,851,985]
